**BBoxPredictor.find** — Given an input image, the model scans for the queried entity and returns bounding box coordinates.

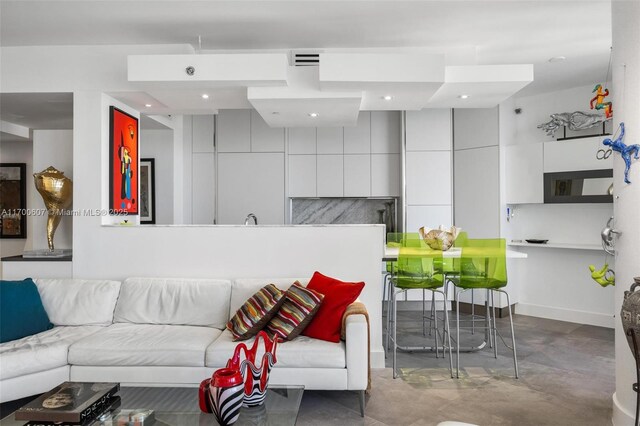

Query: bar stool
[452,238,518,379]
[385,233,439,352]
[390,245,453,378]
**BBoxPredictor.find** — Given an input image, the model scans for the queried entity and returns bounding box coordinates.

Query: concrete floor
[297,311,615,426]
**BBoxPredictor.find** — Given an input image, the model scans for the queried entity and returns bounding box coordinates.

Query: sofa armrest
[345,313,368,391]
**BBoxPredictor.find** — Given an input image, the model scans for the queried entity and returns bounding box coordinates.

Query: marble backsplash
[291,198,397,230]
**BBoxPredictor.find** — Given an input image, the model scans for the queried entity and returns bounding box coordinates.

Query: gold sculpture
[34,166,73,251]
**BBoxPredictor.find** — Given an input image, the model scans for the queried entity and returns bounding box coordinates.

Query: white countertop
[383,246,527,260]
[508,241,603,251]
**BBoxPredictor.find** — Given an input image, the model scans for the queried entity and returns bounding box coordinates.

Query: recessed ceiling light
[272,112,280,115]
[458,94,470,99]
[382,95,393,101]
[548,56,566,63]
[145,104,152,108]
[308,112,319,118]
[201,94,209,99]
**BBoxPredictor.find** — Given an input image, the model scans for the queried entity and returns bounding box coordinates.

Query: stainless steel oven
[543,169,613,203]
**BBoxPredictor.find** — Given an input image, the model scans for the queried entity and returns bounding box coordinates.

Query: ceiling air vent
[292,51,320,67]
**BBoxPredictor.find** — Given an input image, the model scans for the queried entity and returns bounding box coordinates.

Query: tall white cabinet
[404,109,453,232]
[216,110,285,224]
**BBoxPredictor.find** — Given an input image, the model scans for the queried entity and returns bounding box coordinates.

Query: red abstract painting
[109,106,139,214]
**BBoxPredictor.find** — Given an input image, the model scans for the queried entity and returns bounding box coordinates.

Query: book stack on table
[14,382,127,426]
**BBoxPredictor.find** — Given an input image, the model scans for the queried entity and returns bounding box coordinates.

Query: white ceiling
[0,1,612,126]
[0,93,73,130]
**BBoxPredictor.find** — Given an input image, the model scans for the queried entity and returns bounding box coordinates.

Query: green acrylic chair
[385,233,439,353]
[390,245,453,378]
[452,238,518,379]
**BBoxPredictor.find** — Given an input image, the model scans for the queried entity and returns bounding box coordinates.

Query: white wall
[32,130,73,250]
[0,140,33,276]
[612,1,640,424]
[140,128,174,225]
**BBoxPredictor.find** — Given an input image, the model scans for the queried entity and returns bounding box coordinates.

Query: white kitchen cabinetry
[405,151,452,205]
[251,110,285,152]
[288,128,316,154]
[371,112,401,153]
[317,127,343,154]
[217,153,285,224]
[344,112,371,154]
[317,155,344,197]
[371,154,400,196]
[544,136,612,172]
[505,143,544,204]
[406,110,451,151]
[217,110,251,153]
[288,155,316,197]
[344,155,371,197]
[192,115,214,153]
[192,153,215,224]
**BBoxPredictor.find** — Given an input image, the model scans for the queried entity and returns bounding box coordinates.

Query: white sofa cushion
[114,278,231,328]
[68,323,222,367]
[34,279,121,326]
[205,329,345,369]
[0,326,103,380]
[231,278,309,315]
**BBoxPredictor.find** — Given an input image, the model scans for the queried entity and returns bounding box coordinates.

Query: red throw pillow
[302,271,365,343]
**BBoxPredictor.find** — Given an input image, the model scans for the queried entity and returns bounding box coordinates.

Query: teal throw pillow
[0,278,53,343]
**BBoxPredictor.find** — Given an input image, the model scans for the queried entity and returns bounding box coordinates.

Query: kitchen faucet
[244,213,258,225]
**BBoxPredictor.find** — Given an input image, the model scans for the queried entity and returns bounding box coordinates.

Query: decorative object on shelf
[418,225,461,251]
[199,368,244,426]
[590,84,613,118]
[33,166,73,251]
[537,111,610,137]
[227,331,279,407]
[588,263,615,287]
[525,239,548,244]
[603,122,640,184]
[0,163,27,238]
[139,158,156,224]
[622,278,640,359]
[109,106,139,215]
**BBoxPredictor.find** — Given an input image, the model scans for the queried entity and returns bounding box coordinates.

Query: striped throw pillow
[227,284,285,341]
[265,281,324,341]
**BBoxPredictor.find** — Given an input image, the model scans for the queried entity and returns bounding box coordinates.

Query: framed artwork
[0,163,27,238]
[139,158,156,224]
[109,106,139,215]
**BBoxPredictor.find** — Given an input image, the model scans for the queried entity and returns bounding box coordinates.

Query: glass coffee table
[1,386,304,426]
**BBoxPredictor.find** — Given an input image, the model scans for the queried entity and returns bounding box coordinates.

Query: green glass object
[455,238,507,289]
[393,246,444,290]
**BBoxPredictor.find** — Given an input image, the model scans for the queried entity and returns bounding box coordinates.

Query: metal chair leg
[455,289,465,379]
[392,288,400,379]
[487,289,493,349]
[433,292,439,358]
[422,288,427,336]
[471,289,475,335]
[441,289,454,378]
[491,290,498,359]
[385,276,392,353]
[503,290,519,378]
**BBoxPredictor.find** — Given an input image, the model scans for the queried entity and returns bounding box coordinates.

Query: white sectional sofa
[0,277,369,414]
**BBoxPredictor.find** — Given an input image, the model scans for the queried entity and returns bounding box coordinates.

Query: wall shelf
[508,241,603,251]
